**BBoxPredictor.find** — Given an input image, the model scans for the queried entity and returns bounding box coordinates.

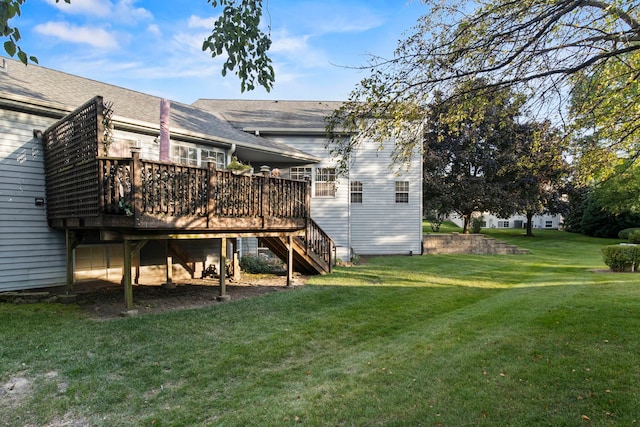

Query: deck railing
[303,218,333,268]
[97,152,310,228]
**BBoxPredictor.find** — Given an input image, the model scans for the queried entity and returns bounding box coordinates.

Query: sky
[12,0,426,105]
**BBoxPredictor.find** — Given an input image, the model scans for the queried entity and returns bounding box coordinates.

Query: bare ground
[27,273,308,320]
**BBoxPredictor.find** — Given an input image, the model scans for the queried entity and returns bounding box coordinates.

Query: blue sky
[13,0,425,104]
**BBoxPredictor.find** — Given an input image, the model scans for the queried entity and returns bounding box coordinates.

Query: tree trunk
[462,214,471,234]
[525,211,534,237]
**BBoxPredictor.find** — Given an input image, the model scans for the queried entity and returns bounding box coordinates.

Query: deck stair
[260,220,333,275]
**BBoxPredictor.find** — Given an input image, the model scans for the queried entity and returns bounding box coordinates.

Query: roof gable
[192,99,343,133]
[0,57,318,164]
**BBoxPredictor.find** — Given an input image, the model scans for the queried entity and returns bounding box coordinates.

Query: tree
[565,176,640,237]
[497,121,571,237]
[326,0,640,174]
[422,81,525,234]
[0,0,274,92]
[569,50,640,183]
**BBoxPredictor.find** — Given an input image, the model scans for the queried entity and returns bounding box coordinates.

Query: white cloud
[187,15,215,30]
[45,0,111,17]
[147,24,161,36]
[34,21,119,49]
[316,13,385,34]
[270,32,310,55]
[114,0,153,24]
[269,30,330,69]
[45,0,152,24]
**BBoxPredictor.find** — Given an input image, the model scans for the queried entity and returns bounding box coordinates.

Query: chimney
[159,98,170,162]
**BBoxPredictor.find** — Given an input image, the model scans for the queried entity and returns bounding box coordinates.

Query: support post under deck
[287,235,294,287]
[217,237,230,301]
[65,229,79,293]
[123,239,148,311]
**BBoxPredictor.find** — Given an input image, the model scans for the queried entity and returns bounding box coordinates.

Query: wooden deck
[42,96,311,234]
[47,152,310,232]
[41,96,333,310]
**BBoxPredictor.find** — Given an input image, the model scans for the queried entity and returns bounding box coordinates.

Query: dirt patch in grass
[46,273,308,320]
[0,376,31,407]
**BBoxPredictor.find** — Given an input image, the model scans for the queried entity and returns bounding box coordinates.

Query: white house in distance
[448,213,563,230]
[0,58,423,293]
[193,100,424,261]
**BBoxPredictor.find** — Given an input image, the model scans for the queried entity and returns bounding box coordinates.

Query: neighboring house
[192,100,424,261]
[448,213,563,230]
[0,58,319,293]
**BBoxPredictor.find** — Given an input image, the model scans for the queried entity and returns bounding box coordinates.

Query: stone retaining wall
[423,233,529,255]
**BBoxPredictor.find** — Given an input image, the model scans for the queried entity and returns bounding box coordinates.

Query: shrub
[471,216,483,234]
[601,245,640,272]
[629,230,640,244]
[239,254,285,274]
[619,227,640,240]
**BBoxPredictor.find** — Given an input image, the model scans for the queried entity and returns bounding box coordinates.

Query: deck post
[207,163,217,228]
[231,238,241,281]
[164,240,175,288]
[261,169,271,227]
[217,238,230,301]
[123,239,148,312]
[65,229,78,293]
[131,150,142,226]
[305,179,312,256]
[123,239,134,310]
[287,235,294,287]
[134,253,140,285]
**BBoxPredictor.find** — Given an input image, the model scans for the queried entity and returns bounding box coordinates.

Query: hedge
[601,245,640,272]
[618,227,640,240]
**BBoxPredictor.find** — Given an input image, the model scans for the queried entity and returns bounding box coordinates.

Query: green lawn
[2,230,640,426]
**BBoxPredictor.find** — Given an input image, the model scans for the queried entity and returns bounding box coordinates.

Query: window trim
[171,143,226,169]
[290,166,313,181]
[395,181,409,204]
[350,180,363,204]
[315,167,337,198]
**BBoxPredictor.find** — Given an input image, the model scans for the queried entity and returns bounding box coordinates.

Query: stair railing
[302,219,334,272]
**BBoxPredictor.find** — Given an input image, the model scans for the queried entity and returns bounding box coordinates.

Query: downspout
[227,143,236,165]
[347,152,352,262]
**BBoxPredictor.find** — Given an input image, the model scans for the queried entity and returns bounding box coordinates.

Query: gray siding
[0,110,66,291]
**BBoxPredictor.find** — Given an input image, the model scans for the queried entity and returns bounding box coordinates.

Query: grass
[2,229,640,426]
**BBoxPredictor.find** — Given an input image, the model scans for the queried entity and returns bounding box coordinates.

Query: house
[192,100,424,261]
[0,58,423,305]
[448,213,563,230]
[0,58,326,304]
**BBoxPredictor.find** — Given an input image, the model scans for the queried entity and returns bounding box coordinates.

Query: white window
[315,168,336,197]
[290,167,312,181]
[201,149,226,170]
[395,181,409,203]
[171,144,198,166]
[498,220,509,228]
[350,181,363,204]
[170,143,226,168]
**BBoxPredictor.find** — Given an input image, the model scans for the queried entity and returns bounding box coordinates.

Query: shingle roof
[0,57,318,164]
[192,99,344,132]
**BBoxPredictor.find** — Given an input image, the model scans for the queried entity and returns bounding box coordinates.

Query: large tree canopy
[0,0,274,93]
[499,120,571,237]
[422,81,526,233]
[327,0,640,175]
